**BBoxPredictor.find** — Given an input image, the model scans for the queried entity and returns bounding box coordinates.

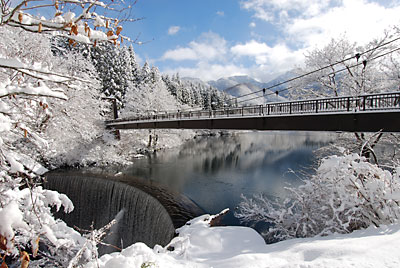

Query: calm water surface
[123,131,334,227]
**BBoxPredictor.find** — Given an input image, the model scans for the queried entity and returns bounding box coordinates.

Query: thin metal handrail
[107,91,400,124]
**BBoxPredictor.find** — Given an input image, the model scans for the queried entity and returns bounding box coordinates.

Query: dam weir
[45,171,203,255]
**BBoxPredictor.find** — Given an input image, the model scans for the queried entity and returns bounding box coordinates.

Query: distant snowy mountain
[208,73,295,97]
[224,83,258,97]
[207,77,238,91]
[183,72,296,106]
[208,75,265,91]
[262,71,296,98]
[224,83,285,105]
[207,74,291,105]
[182,77,211,88]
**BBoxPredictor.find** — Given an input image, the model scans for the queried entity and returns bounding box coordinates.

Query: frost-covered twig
[68,219,117,268]
[1,0,140,46]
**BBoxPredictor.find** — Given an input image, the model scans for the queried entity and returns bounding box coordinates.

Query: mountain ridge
[183,72,294,105]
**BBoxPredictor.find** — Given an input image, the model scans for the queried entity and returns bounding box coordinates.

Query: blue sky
[125,0,400,82]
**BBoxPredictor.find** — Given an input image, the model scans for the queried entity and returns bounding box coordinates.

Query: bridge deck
[106,92,400,133]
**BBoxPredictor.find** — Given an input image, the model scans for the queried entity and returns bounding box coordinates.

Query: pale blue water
[123,131,334,227]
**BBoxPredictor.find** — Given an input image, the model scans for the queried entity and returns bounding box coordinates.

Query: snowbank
[85,213,400,268]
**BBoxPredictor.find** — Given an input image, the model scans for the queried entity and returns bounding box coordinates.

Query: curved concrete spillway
[44,172,202,255]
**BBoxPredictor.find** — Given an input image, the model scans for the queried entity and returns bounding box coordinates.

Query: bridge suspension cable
[234,45,400,105]
[229,35,400,103]
[167,35,400,112]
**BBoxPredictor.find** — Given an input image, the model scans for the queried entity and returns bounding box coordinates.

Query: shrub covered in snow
[236,153,400,242]
[0,173,93,266]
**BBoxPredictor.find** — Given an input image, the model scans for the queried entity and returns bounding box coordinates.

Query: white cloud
[231,40,305,70]
[157,1,400,82]
[164,62,247,81]
[231,40,270,57]
[162,47,198,61]
[168,26,181,35]
[240,0,340,22]
[161,37,304,81]
[161,32,228,62]
[286,0,400,47]
[160,32,247,80]
[242,0,400,47]
[216,11,225,16]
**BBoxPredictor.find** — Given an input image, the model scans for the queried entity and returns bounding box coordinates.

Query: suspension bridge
[106,92,400,133]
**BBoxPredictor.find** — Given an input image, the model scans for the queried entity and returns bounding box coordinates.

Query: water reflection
[124,131,334,225]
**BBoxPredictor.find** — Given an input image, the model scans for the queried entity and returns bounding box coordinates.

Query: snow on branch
[0,57,92,91]
[1,0,140,45]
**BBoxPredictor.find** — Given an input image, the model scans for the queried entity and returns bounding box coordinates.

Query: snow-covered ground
[85,212,400,268]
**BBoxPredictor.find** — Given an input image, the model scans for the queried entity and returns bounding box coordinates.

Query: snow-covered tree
[128,45,141,84]
[139,61,152,85]
[91,42,129,103]
[150,66,161,85]
[162,74,233,110]
[0,24,101,267]
[122,73,180,116]
[236,153,400,243]
[290,31,399,99]
[289,30,400,164]
[0,0,136,266]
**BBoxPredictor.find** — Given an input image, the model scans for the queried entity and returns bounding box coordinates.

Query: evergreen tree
[90,43,131,104]
[150,66,162,85]
[128,45,141,83]
[140,61,151,85]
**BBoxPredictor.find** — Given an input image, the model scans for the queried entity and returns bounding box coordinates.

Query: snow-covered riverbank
[86,212,400,268]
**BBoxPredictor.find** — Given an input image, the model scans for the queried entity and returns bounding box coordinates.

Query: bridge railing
[110,91,400,123]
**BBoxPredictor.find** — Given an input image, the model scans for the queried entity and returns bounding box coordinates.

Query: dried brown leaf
[20,251,29,268]
[0,235,7,251]
[116,26,123,36]
[0,260,8,268]
[32,237,40,258]
[71,25,78,35]
[106,30,114,37]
